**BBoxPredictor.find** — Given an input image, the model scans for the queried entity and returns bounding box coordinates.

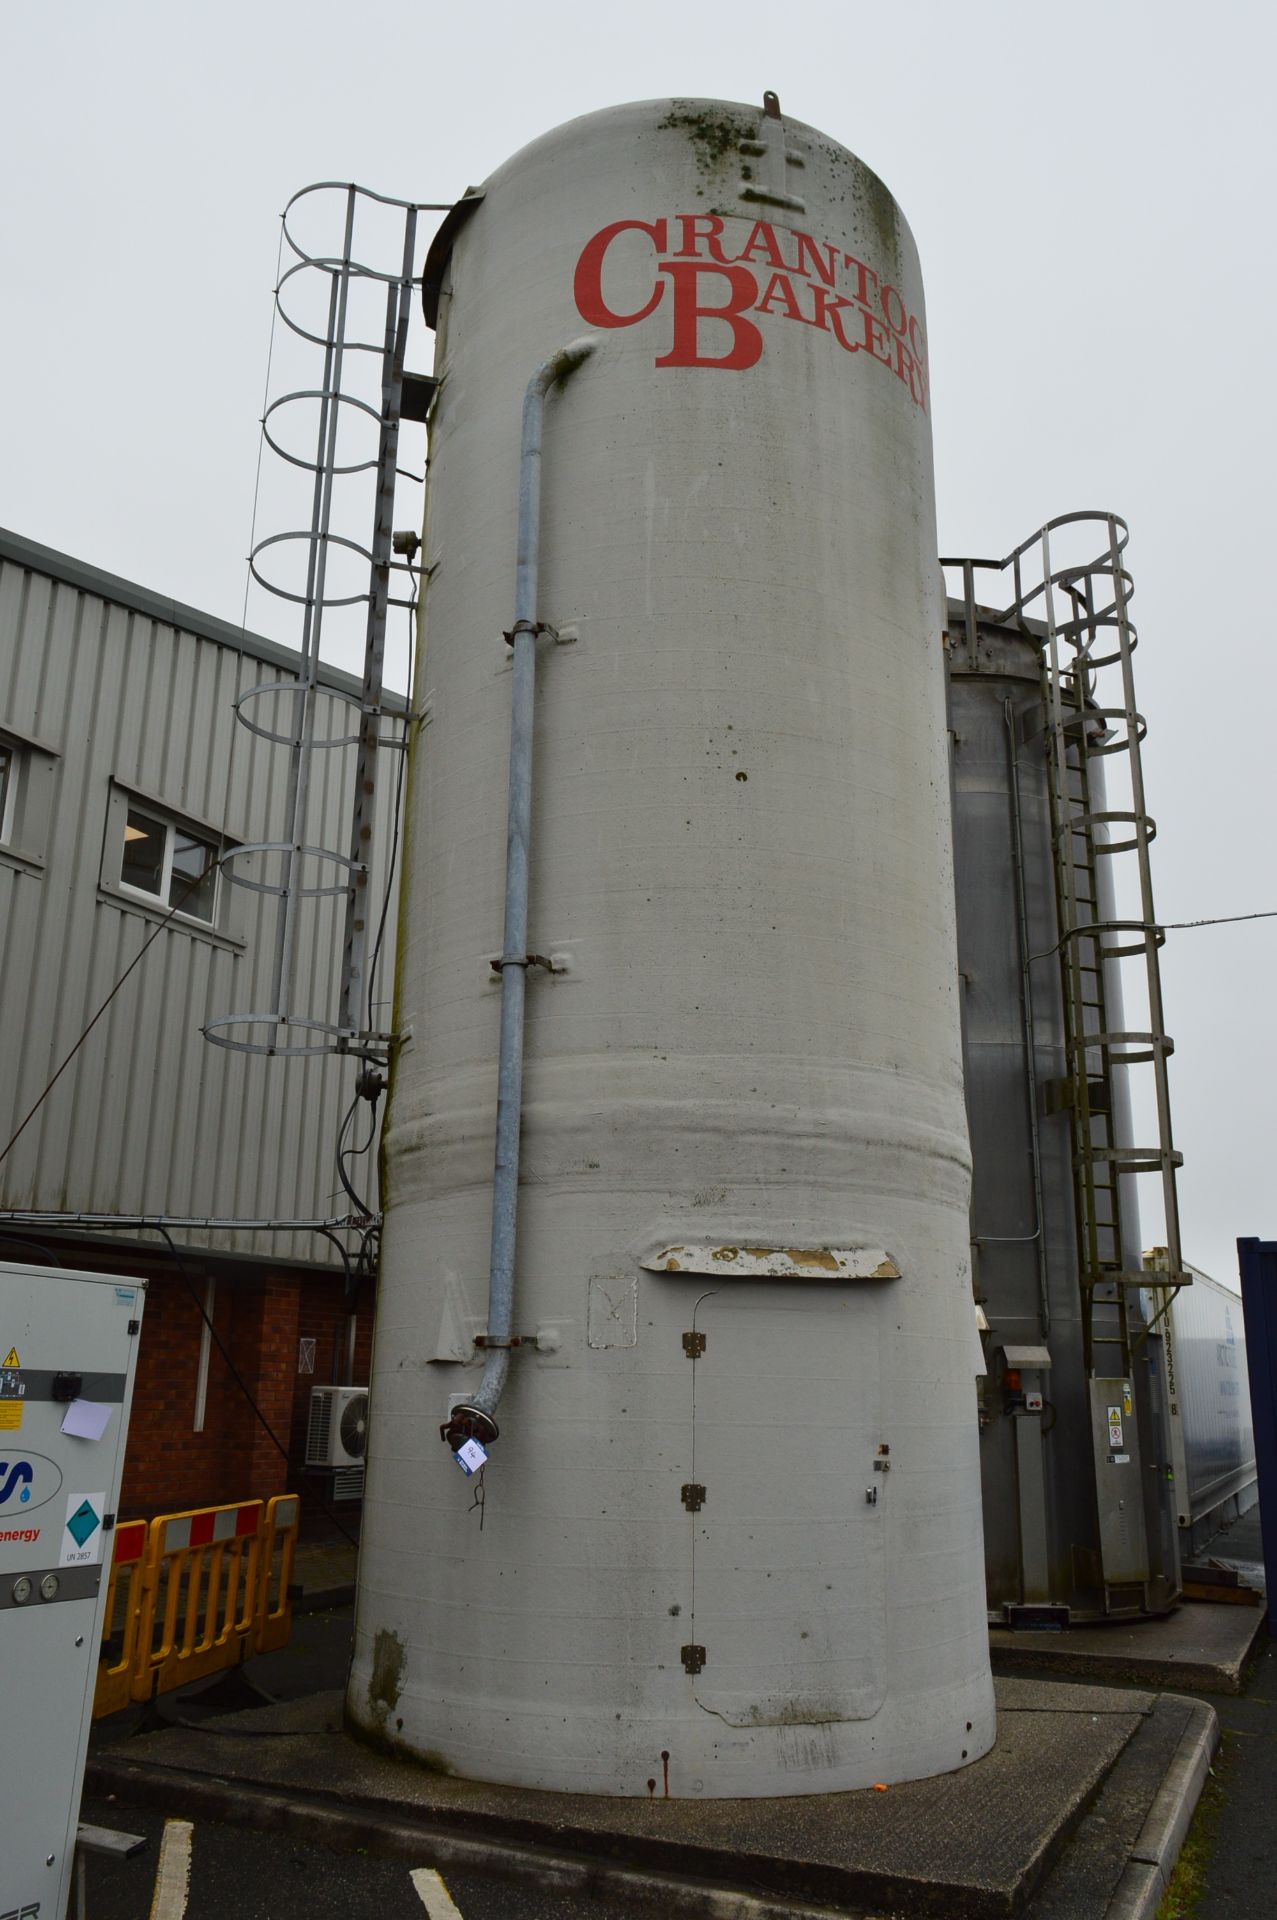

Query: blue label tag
[453,1438,488,1477]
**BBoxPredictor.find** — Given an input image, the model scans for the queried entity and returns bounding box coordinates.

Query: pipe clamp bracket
[490,953,563,974]
[503,621,557,646]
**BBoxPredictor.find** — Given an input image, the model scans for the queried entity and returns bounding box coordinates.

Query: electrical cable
[3,213,409,1556]
[334,1089,381,1216]
[1,1217,362,1549]
[1025,905,1277,970]
[0,850,224,1173]
[312,1224,355,1294]
[1161,910,1277,930]
[0,1233,60,1264]
[345,1102,378,1162]
[146,1225,362,1551]
[240,215,287,637]
[335,1103,379,1220]
[353,1222,380,1307]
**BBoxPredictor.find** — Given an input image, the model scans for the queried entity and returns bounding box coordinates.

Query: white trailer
[1145,1253,1256,1553]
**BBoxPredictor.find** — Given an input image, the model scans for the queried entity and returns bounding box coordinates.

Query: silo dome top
[422,93,923,375]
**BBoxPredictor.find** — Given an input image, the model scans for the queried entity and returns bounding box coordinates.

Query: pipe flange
[441,1403,500,1451]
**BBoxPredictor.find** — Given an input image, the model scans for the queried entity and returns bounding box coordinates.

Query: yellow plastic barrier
[94,1519,150,1716]
[139,1498,265,1699]
[93,1494,303,1717]
[256,1493,300,1654]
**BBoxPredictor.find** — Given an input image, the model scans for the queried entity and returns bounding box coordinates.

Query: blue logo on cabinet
[0,1452,62,1513]
[0,1461,34,1505]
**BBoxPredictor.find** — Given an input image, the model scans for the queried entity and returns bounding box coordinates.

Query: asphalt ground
[84,1657,1213,1920]
[1177,1507,1273,1919]
[1003,1504,1274,1919]
[76,1509,1273,1919]
[1194,1638,1277,1920]
[78,1795,688,1920]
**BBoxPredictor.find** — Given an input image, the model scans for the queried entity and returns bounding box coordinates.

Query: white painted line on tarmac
[410,1865,465,1918]
[148,1818,193,1920]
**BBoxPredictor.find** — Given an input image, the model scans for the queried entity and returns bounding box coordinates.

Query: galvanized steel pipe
[455,338,595,1442]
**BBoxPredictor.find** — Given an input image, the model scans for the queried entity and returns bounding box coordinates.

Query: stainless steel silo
[946,591,1181,1622]
[350,96,994,1795]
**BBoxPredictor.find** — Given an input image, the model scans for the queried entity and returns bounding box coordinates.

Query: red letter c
[574,220,668,328]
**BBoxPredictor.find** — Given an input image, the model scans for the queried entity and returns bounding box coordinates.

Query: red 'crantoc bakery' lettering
[572,214,928,409]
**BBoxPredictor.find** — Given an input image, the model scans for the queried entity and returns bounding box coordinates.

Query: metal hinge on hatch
[680,1644,706,1674]
[682,1330,706,1359]
[681,1483,706,1512]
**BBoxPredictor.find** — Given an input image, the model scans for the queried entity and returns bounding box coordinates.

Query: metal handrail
[207,180,437,1060]
[943,516,1186,1385]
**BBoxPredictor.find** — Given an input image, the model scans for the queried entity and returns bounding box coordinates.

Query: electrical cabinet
[0,1261,145,1918]
[1089,1375,1150,1587]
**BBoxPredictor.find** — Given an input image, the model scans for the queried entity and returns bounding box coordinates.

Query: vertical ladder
[946,515,1189,1618]
[1029,517,1188,1376]
[205,183,448,1062]
[1041,657,1131,1376]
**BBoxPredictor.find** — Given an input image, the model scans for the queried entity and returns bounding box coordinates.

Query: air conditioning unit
[306,1385,369,1469]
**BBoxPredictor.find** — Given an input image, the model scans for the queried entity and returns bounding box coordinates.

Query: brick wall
[116,1257,372,1521]
[1,1237,375,1521]
[118,1262,213,1516]
[287,1271,375,1495]
[119,1262,305,1516]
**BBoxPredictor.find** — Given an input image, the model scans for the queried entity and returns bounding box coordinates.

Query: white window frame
[102,782,234,937]
[119,803,220,923]
[0,721,58,872]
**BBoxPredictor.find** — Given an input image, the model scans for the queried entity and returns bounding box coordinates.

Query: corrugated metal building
[0,526,404,1519]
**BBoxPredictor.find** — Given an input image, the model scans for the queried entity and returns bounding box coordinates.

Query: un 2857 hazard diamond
[66,1498,100,1548]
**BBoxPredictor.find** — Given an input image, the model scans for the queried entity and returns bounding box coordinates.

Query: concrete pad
[990,1600,1266,1696]
[89,1676,1148,1919]
[1029,1695,1219,1920]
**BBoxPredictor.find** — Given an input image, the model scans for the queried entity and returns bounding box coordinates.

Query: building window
[0,725,56,869]
[117,802,221,924]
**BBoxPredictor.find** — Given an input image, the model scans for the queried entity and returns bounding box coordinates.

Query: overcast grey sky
[2,1,1272,1287]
